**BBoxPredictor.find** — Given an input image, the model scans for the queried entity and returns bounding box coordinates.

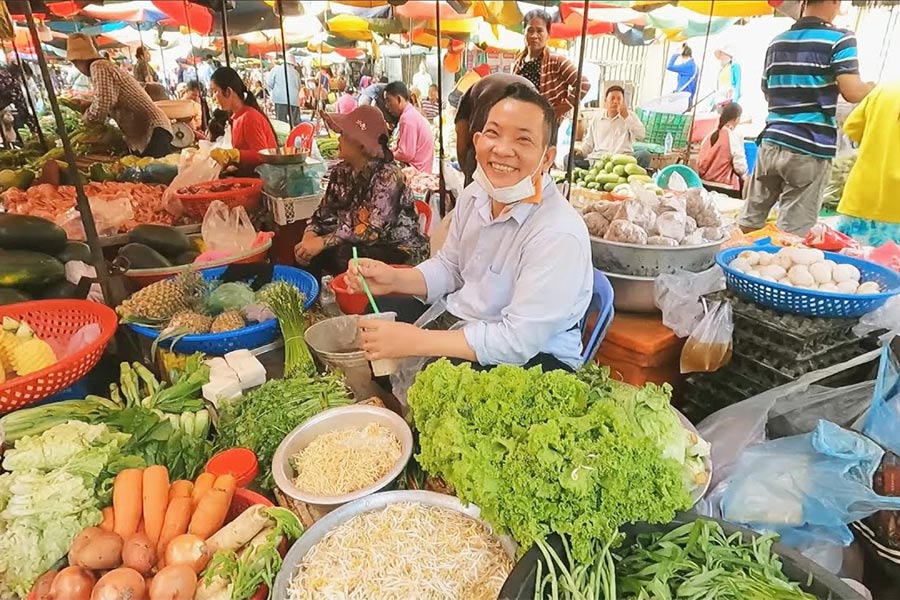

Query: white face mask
[472,150,546,205]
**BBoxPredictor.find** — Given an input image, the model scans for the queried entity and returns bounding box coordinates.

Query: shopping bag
[679,299,733,373]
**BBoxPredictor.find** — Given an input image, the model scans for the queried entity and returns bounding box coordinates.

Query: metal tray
[591,235,722,277]
[603,271,659,313]
[272,490,516,599]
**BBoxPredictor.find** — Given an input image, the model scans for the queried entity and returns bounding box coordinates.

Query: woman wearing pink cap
[294,105,428,278]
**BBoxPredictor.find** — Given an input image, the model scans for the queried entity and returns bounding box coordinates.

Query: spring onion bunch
[259,281,315,378]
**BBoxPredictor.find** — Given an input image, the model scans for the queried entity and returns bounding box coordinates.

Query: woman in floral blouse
[294,105,428,279]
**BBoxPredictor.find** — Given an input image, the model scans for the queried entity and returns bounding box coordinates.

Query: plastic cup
[359,311,399,376]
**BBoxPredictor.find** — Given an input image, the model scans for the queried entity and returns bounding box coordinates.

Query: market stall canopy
[677,0,777,17]
[645,4,735,39]
[79,1,167,23]
[326,13,403,41]
[151,1,213,35]
[560,2,648,27]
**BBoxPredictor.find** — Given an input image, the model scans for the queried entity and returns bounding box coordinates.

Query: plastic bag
[862,338,900,458]
[612,198,656,232]
[654,266,725,338]
[389,298,449,410]
[680,299,733,373]
[710,420,900,548]
[646,235,679,247]
[685,188,723,228]
[768,381,875,439]
[604,219,648,244]
[163,129,232,207]
[583,213,610,237]
[207,282,256,313]
[655,195,687,215]
[853,296,900,341]
[59,195,134,239]
[655,211,687,241]
[804,224,859,252]
[201,200,257,254]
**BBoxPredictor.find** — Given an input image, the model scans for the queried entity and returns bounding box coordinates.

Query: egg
[836,280,859,294]
[730,257,751,273]
[788,265,815,288]
[823,259,837,269]
[775,252,794,270]
[747,269,761,279]
[759,265,787,280]
[738,250,760,266]
[857,281,881,295]
[818,282,839,293]
[833,263,861,283]
[792,248,824,266]
[760,275,777,283]
[757,252,775,267]
[808,261,833,284]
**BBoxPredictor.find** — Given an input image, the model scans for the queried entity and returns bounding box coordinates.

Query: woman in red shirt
[209,67,276,170]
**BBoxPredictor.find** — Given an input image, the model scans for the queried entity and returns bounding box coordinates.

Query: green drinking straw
[352,246,380,314]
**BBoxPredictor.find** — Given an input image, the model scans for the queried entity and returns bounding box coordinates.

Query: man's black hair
[384,81,410,101]
[378,75,389,84]
[493,82,557,147]
[682,45,693,58]
[523,9,552,30]
[605,85,625,98]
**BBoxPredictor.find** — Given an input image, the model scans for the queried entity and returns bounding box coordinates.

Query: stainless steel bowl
[591,235,723,277]
[604,271,660,313]
[272,404,413,509]
[272,490,517,600]
[258,147,311,165]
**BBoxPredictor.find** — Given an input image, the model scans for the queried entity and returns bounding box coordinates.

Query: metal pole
[276,0,294,127]
[22,3,118,306]
[10,37,48,151]
[221,0,231,69]
[183,0,201,83]
[435,0,446,215]
[565,0,591,201]
[157,25,169,92]
[686,0,717,164]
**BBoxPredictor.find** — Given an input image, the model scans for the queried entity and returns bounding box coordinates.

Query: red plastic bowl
[331,265,414,315]
[174,177,263,220]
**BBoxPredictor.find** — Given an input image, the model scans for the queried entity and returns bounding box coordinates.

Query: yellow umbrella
[425,16,483,34]
[476,22,524,53]
[328,1,389,7]
[678,0,774,18]
[471,1,523,28]
[327,14,374,41]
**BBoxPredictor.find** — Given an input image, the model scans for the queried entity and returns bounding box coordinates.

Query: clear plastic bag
[680,299,733,373]
[654,267,725,338]
[862,338,900,458]
[201,200,257,254]
[612,198,656,232]
[655,211,687,241]
[58,195,135,238]
[163,129,232,207]
[853,296,900,341]
[604,219,648,244]
[583,213,610,237]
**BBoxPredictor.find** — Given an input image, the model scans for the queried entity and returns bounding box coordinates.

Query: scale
[155,100,196,149]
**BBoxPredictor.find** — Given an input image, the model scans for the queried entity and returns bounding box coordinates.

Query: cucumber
[0,250,65,288]
[611,153,638,166]
[603,182,617,192]
[39,280,81,300]
[0,288,32,305]
[595,173,621,185]
[613,165,627,177]
[0,214,68,254]
[624,163,647,177]
[119,243,172,270]
[173,250,201,265]
[129,224,191,259]
[628,174,653,184]
[56,241,92,264]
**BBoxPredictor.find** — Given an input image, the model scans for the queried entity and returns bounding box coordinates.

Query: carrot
[190,472,216,508]
[142,465,169,546]
[136,519,145,536]
[188,475,236,540]
[99,506,115,532]
[113,468,143,538]
[157,496,193,558]
[168,480,193,502]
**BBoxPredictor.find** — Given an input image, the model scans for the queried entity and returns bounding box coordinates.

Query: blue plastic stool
[579,269,615,366]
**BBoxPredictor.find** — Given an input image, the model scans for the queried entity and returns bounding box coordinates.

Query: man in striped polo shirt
[739,0,873,236]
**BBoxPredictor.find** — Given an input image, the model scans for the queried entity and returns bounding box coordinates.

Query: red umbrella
[334,47,365,59]
[551,13,614,39]
[152,1,213,34]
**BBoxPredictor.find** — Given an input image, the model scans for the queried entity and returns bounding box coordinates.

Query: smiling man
[347,83,593,372]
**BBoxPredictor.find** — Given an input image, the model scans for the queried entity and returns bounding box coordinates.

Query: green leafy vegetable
[617,520,817,599]
[258,281,315,378]
[408,360,691,563]
[534,532,621,600]
[0,421,138,598]
[213,374,352,491]
[0,395,122,442]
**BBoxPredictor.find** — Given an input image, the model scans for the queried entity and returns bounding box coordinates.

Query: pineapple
[117,271,207,325]
[12,338,56,376]
[0,331,16,372]
[210,311,245,333]
[166,310,213,335]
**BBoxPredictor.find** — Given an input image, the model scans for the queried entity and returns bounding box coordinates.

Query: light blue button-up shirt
[416,175,593,369]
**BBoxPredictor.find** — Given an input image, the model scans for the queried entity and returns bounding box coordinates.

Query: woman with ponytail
[294,105,428,279]
[208,67,276,170]
[697,102,748,192]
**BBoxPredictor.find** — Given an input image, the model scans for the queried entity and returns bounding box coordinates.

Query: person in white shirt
[578,85,650,168]
[412,62,433,99]
[346,82,593,372]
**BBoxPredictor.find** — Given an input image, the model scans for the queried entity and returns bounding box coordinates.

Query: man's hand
[294,235,325,265]
[619,105,629,118]
[358,319,423,360]
[347,258,399,296]
[210,148,239,166]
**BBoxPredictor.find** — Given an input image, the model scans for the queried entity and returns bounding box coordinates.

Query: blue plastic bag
[711,420,900,548]
[862,337,900,457]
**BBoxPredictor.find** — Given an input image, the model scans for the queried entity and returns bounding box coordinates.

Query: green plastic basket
[637,108,693,150]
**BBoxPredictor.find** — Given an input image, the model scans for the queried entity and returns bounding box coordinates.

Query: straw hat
[67,33,101,62]
[321,105,389,158]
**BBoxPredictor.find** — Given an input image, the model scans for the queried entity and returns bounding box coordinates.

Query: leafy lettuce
[0,421,137,598]
[409,360,692,563]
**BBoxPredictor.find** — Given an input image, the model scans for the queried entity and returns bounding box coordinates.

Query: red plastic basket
[225,488,282,600]
[175,177,263,220]
[0,300,118,414]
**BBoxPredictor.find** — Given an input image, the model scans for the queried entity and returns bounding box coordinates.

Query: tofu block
[224,349,267,390]
[202,377,242,407]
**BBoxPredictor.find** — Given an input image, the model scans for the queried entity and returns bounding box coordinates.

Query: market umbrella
[79,1,168,23]
[151,1,213,35]
[677,0,777,17]
[645,4,735,39]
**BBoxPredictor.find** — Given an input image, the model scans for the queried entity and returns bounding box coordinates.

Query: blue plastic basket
[716,246,900,318]
[127,265,319,355]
